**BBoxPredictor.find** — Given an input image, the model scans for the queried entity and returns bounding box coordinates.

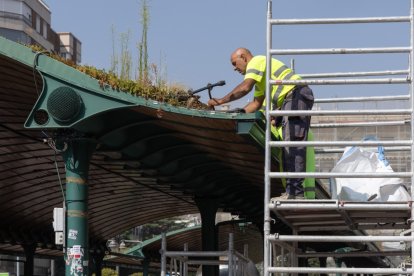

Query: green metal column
[61,138,96,276]
[195,198,219,276]
[143,258,149,276]
[91,250,105,276]
[22,243,35,276]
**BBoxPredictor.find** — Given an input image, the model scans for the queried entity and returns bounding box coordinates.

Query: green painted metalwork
[142,258,149,276]
[124,225,202,258]
[62,138,96,276]
[195,198,219,276]
[238,118,281,158]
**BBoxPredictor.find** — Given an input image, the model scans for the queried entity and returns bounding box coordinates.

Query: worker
[208,47,314,199]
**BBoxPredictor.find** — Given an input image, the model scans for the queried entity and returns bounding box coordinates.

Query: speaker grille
[33,109,49,125]
[47,87,83,124]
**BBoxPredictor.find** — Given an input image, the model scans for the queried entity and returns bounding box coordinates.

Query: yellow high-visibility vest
[245,55,301,109]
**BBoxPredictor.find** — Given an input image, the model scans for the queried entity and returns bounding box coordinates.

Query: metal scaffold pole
[264,2,272,276]
[410,0,414,274]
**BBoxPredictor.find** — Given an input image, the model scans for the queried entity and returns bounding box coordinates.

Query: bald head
[231,48,253,60]
[230,48,254,75]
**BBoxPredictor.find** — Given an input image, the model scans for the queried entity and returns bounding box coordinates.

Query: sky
[46,0,411,108]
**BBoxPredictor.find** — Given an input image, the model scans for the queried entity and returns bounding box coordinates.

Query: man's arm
[243,95,265,113]
[208,78,256,107]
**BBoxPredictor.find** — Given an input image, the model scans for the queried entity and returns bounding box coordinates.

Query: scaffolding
[264,0,414,275]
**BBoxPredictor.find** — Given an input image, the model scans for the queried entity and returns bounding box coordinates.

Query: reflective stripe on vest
[246,68,264,76]
[271,71,296,110]
[273,65,288,79]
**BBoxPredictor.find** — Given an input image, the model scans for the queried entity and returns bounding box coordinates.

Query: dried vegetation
[29,44,208,110]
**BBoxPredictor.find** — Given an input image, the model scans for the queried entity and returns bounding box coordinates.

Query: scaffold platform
[269,199,411,232]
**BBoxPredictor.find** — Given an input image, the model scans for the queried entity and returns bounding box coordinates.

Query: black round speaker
[47,86,83,124]
[33,109,49,125]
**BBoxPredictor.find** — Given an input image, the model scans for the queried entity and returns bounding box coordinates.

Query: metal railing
[264,0,414,275]
[160,233,251,276]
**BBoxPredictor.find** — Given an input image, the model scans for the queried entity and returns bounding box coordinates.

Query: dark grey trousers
[281,86,314,196]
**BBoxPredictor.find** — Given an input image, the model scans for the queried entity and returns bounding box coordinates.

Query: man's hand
[208,98,221,108]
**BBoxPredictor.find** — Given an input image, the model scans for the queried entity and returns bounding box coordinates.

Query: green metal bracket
[24,74,135,129]
[237,113,281,160]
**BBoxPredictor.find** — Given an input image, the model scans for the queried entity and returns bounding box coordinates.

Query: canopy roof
[0,37,327,258]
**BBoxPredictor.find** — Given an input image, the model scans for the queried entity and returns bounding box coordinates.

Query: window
[36,16,40,33]
[76,41,81,63]
[43,22,47,39]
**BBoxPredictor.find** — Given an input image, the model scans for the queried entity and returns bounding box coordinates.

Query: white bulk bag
[331,144,410,202]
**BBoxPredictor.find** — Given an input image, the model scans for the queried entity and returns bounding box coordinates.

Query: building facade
[0,0,81,64]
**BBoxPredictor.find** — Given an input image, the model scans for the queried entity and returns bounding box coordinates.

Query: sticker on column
[68,229,78,240]
[72,245,82,259]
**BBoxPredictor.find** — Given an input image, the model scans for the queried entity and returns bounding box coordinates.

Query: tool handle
[190,80,226,95]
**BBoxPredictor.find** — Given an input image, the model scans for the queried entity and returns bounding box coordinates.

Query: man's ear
[241,53,247,62]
